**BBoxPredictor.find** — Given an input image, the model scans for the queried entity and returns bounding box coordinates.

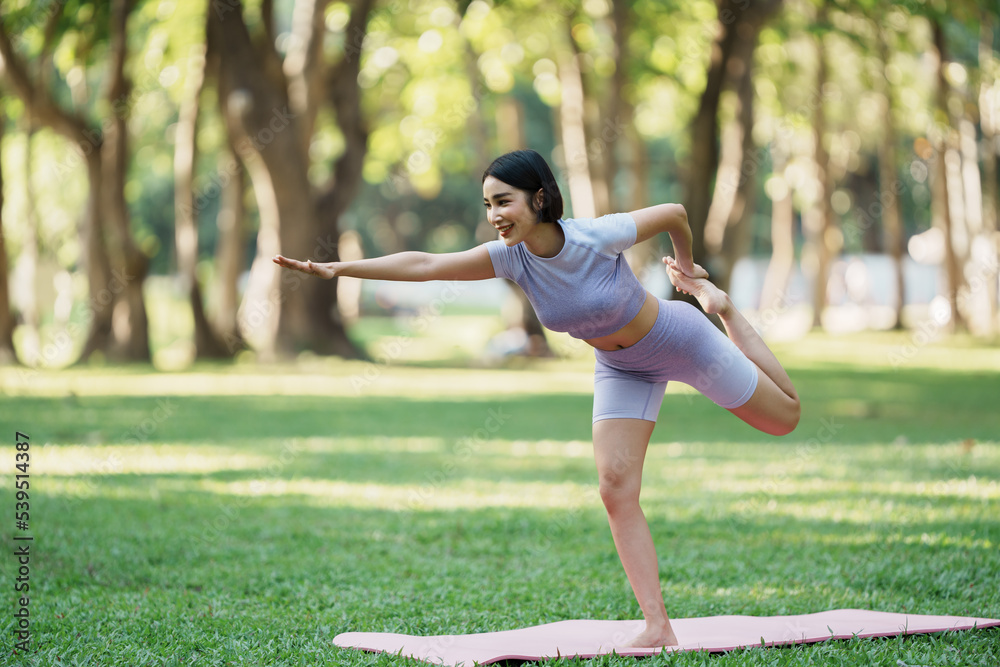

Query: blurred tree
[804,0,837,329]
[759,146,795,314]
[874,8,906,330]
[18,123,40,364]
[683,0,782,302]
[979,11,999,337]
[558,8,597,219]
[207,0,374,359]
[701,1,769,294]
[929,18,965,332]
[0,0,152,363]
[175,37,232,359]
[210,141,248,351]
[0,109,15,364]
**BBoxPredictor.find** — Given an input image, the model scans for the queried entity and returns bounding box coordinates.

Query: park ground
[0,321,998,666]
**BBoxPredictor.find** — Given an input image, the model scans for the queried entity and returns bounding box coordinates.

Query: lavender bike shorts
[593,298,759,422]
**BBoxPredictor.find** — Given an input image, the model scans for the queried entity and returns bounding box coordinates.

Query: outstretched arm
[272,244,495,282]
[629,203,707,278]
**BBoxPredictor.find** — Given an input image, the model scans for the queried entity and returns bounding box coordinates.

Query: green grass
[0,328,998,666]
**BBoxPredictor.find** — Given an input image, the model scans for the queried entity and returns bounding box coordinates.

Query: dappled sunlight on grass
[0,361,597,398]
[196,477,599,512]
[36,443,273,476]
[772,330,1000,371]
[699,474,1000,503]
[3,331,999,665]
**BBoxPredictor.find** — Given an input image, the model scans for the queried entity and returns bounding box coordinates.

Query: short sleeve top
[485,213,647,339]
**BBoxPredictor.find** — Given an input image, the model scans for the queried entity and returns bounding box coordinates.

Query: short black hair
[482,149,564,222]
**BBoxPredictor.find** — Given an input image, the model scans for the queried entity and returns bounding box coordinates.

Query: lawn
[0,326,998,666]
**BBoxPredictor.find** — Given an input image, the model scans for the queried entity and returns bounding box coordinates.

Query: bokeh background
[0,0,998,366]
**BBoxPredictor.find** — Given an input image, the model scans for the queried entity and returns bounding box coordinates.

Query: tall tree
[979,11,999,337]
[760,149,796,314]
[702,25,762,294]
[558,14,597,219]
[683,0,782,300]
[174,41,231,358]
[0,109,16,364]
[929,18,965,332]
[0,0,152,362]
[875,17,906,330]
[207,0,374,359]
[211,144,248,352]
[96,0,151,361]
[805,1,837,329]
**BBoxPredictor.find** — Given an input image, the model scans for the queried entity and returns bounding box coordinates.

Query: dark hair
[482,149,564,222]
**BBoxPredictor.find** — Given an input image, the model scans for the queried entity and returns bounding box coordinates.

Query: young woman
[273,149,800,648]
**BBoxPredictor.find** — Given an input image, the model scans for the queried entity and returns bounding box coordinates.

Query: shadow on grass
[10,363,1000,449]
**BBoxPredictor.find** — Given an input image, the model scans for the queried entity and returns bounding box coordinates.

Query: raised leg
[593,417,678,648]
[665,257,800,436]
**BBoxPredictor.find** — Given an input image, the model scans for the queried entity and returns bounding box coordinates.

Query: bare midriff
[583,291,659,351]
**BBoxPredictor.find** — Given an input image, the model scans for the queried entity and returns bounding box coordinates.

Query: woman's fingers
[273,255,313,274]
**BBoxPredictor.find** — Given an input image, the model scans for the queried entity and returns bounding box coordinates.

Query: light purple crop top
[485,213,647,339]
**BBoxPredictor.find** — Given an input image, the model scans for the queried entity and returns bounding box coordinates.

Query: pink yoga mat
[334,609,1000,666]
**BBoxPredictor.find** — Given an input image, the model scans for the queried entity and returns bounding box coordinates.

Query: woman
[273,149,800,648]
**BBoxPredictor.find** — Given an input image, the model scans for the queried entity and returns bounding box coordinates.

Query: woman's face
[483,175,542,247]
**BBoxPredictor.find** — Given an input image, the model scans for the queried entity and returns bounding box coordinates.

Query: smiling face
[483,175,544,247]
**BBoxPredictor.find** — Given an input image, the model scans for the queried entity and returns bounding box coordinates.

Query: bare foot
[664,259,732,317]
[621,621,678,649]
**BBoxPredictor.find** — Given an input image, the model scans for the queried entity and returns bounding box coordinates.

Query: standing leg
[665,257,800,436]
[593,417,678,648]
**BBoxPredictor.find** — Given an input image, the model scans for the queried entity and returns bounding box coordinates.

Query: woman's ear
[534,188,545,212]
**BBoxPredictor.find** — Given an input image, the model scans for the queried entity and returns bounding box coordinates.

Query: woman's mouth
[497,223,514,237]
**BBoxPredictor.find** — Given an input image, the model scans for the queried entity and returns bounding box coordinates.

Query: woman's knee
[598,471,641,513]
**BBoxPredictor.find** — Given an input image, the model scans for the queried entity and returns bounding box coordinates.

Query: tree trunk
[76,149,118,362]
[624,127,660,286]
[19,125,41,365]
[805,8,837,330]
[284,0,331,154]
[494,94,553,357]
[175,42,231,359]
[457,7,490,160]
[212,146,248,352]
[603,0,629,215]
[760,151,795,315]
[0,1,150,363]
[558,19,596,219]
[931,19,964,332]
[958,115,987,332]
[682,0,781,309]
[876,25,906,330]
[208,0,366,359]
[0,114,17,364]
[703,25,761,294]
[96,0,151,361]
[979,13,999,337]
[310,0,376,359]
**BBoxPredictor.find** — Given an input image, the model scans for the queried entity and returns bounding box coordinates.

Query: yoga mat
[334,609,1000,666]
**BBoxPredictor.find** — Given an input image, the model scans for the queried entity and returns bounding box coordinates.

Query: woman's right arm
[272,244,496,282]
